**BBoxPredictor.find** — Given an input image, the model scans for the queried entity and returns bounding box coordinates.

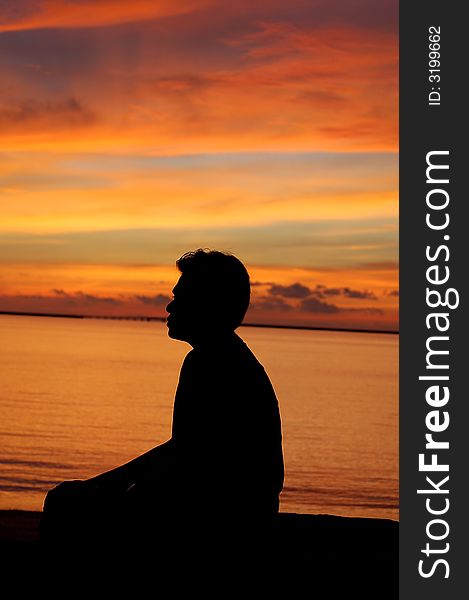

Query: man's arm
[86,439,174,493]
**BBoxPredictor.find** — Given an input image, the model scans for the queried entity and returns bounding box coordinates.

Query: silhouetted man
[41,249,284,555]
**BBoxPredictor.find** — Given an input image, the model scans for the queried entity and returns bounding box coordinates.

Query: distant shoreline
[0,310,398,335]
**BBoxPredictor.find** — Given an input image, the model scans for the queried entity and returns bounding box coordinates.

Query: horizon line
[0,310,399,335]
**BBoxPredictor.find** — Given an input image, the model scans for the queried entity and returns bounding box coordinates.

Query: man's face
[165,274,202,343]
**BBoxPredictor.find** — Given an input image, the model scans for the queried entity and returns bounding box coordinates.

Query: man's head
[166,249,250,344]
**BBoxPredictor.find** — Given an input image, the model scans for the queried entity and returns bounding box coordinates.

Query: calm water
[0,315,398,520]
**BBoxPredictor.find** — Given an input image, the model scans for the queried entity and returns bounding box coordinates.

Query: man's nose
[166,300,174,313]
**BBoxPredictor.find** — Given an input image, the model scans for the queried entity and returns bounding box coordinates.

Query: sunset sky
[0,0,398,330]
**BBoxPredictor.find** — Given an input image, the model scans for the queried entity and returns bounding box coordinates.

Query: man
[41,249,284,552]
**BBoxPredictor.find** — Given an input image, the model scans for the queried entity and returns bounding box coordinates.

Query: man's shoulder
[180,348,200,370]
[182,336,263,374]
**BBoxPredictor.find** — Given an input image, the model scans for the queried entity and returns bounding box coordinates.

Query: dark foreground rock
[0,510,398,595]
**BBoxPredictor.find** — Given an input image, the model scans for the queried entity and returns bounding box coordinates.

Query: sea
[0,315,398,520]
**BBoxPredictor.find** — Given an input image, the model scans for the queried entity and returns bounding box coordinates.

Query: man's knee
[43,480,84,512]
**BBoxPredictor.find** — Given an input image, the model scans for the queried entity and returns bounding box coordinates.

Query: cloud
[217,21,397,150]
[252,278,385,316]
[316,286,340,297]
[250,281,275,287]
[299,296,383,315]
[0,10,397,153]
[0,97,96,132]
[0,290,131,317]
[0,289,174,317]
[250,296,293,312]
[0,0,212,32]
[300,297,340,314]
[0,210,397,271]
[266,281,378,301]
[352,307,383,315]
[342,287,377,300]
[52,289,121,304]
[0,0,398,36]
[387,289,399,297]
[269,282,311,299]
[134,293,171,306]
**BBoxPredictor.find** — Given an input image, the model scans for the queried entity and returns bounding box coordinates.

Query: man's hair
[176,249,250,329]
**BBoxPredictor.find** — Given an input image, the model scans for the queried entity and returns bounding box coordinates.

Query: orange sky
[0,0,398,330]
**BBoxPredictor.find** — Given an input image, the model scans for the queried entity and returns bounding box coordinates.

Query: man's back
[171,333,284,518]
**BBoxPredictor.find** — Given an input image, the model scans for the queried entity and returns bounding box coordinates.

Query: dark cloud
[299,296,383,315]
[134,294,171,306]
[0,97,95,130]
[387,289,399,297]
[1,293,52,302]
[250,281,275,287]
[0,0,209,32]
[76,292,120,305]
[0,0,398,35]
[300,297,340,314]
[269,282,311,299]
[313,284,377,300]
[251,296,293,312]
[342,287,377,300]
[52,289,120,304]
[268,282,377,301]
[258,280,384,316]
[0,291,128,316]
[318,287,341,297]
